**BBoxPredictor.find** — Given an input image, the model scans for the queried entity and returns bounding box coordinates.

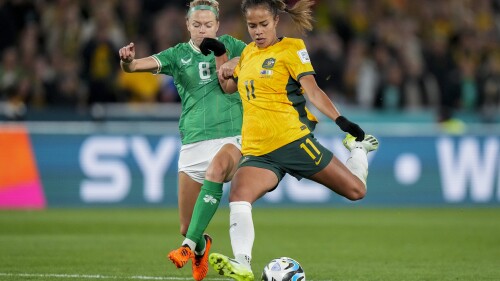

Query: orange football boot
[192,234,212,281]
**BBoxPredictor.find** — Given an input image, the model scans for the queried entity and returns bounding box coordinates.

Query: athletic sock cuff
[230,201,252,213]
[202,180,223,194]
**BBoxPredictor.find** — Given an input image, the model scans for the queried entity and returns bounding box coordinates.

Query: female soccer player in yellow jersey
[200,0,380,280]
[119,1,246,280]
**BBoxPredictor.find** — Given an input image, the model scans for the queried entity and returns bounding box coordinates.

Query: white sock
[181,238,196,251]
[229,201,253,269]
[346,147,369,187]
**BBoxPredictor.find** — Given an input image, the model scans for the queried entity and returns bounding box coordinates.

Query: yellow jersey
[234,37,318,156]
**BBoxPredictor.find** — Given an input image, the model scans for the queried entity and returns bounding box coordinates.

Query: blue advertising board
[24,129,500,207]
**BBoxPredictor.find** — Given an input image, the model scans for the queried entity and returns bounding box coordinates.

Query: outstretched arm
[300,75,365,141]
[119,42,158,73]
[300,75,341,120]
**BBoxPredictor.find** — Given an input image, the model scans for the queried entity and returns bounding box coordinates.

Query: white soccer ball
[261,257,305,281]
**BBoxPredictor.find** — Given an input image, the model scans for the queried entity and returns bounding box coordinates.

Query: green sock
[185,180,223,253]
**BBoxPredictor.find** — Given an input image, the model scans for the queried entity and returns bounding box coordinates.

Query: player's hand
[119,43,135,63]
[335,116,365,141]
[200,38,226,56]
[218,58,238,80]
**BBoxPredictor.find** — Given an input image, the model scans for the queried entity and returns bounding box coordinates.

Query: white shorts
[178,136,242,184]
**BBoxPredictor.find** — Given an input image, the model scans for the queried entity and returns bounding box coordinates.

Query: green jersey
[152,35,246,145]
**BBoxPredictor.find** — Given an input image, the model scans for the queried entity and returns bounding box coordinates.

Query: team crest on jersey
[262,58,276,69]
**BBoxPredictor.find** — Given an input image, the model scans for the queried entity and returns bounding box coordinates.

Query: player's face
[186,10,219,47]
[245,5,279,49]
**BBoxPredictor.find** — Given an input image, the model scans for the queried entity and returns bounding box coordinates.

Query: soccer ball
[261,257,305,281]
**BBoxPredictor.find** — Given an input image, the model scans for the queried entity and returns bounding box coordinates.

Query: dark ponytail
[241,0,314,33]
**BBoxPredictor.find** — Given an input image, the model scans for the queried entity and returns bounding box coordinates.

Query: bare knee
[206,161,227,182]
[344,181,366,201]
[228,185,243,202]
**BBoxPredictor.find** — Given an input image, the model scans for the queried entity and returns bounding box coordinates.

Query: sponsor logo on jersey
[297,49,311,64]
[315,154,323,165]
[181,56,192,65]
[262,58,276,69]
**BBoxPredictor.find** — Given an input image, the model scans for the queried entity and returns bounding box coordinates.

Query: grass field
[1,207,499,281]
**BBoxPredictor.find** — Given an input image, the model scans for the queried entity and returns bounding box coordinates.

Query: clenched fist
[119,43,135,63]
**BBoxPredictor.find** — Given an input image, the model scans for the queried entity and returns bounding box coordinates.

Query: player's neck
[270,37,282,46]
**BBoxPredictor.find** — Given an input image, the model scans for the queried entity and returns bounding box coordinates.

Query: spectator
[0,0,498,121]
[116,39,162,103]
[81,3,120,105]
[309,31,346,100]
[478,50,500,121]
[0,0,18,54]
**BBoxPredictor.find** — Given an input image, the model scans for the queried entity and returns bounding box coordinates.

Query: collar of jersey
[253,36,285,51]
[189,38,219,53]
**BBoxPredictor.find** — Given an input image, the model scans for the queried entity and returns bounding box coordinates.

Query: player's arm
[300,74,365,141]
[218,76,238,94]
[201,38,239,94]
[119,43,159,73]
[218,57,240,80]
[215,56,239,93]
[300,75,341,120]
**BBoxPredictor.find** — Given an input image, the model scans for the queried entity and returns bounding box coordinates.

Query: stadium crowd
[0,0,499,121]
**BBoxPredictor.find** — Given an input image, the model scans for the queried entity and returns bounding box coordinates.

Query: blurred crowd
[0,0,499,122]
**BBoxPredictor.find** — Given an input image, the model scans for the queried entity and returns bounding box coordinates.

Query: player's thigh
[308,156,363,198]
[229,166,279,204]
[207,142,242,182]
[268,134,333,180]
[177,172,202,234]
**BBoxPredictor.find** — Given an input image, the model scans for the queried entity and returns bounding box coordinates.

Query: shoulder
[237,43,254,61]
[281,37,306,49]
[219,34,232,41]
[242,42,256,54]
[156,42,190,57]
[170,42,191,53]
[219,34,246,47]
[219,34,238,45]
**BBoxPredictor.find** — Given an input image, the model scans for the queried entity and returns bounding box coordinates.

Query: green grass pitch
[1,207,499,281]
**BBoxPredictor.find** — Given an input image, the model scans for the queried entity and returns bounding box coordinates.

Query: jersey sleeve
[285,39,315,82]
[151,47,175,76]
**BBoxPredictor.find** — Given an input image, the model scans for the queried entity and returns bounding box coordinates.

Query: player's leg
[168,171,202,268]
[230,166,277,265]
[210,165,279,281]
[189,142,241,281]
[310,156,367,200]
[342,134,379,187]
[309,134,378,200]
[169,141,208,268]
[188,142,241,251]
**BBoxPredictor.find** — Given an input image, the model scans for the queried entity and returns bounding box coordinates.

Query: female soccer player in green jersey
[199,0,379,280]
[118,1,246,280]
